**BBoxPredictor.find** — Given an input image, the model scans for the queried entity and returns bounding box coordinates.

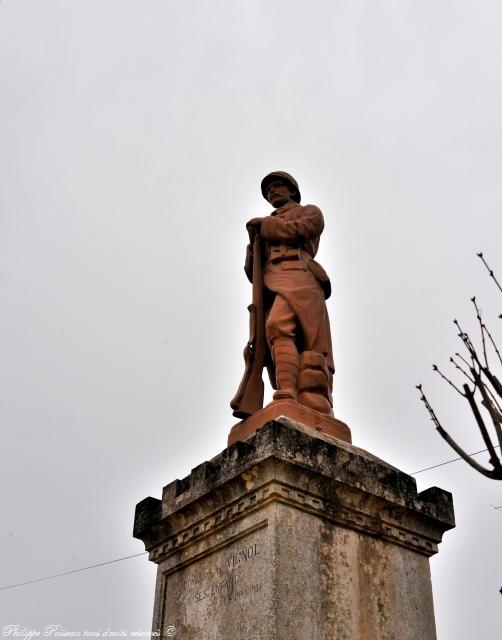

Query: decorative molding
[149,476,438,564]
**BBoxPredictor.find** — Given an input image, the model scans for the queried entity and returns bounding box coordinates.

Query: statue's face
[265,180,296,207]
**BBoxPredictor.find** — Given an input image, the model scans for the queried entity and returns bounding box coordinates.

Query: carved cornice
[148,474,440,565]
[135,418,454,563]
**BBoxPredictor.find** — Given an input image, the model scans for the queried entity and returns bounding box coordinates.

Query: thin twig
[478,252,502,294]
[432,364,466,396]
[455,351,475,371]
[455,322,480,366]
[450,355,475,384]
[472,297,489,368]
[454,319,474,355]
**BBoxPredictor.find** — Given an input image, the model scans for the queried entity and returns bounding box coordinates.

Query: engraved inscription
[226,543,260,568]
[193,574,238,604]
[163,525,271,638]
[189,543,261,605]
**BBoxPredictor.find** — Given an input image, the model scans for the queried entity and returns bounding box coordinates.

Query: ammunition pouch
[306,259,332,300]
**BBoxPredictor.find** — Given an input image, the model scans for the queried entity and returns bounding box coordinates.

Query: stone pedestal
[134,418,454,640]
[227,398,352,446]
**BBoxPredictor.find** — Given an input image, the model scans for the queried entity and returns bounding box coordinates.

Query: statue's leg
[266,296,298,401]
[271,339,299,401]
[297,351,334,415]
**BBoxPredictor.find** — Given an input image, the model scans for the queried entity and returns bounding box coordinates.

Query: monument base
[228,398,351,446]
[134,418,454,640]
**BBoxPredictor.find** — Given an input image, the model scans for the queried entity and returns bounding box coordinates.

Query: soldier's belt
[268,244,309,263]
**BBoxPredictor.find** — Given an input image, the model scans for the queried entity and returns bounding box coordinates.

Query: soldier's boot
[272,338,299,401]
[297,350,334,415]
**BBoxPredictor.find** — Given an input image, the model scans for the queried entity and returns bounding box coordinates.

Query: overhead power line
[1,445,500,593]
[0,551,147,592]
[410,444,501,475]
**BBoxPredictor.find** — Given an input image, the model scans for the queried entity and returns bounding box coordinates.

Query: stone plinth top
[228,399,351,446]
[134,417,454,559]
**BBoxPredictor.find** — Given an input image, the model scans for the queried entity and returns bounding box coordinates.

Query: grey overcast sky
[1,0,501,637]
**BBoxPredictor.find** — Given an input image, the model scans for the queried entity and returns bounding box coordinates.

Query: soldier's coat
[245,201,334,374]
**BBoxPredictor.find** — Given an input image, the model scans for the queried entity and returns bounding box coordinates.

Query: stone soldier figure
[231,171,335,417]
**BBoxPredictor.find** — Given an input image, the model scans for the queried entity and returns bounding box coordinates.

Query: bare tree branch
[463,384,501,469]
[475,367,502,415]
[484,323,502,368]
[478,252,502,294]
[477,379,502,450]
[416,385,502,479]
[418,254,502,479]
[471,297,489,368]
[454,351,474,371]
[432,364,466,396]
[449,355,475,384]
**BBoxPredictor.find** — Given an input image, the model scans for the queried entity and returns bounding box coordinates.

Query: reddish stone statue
[231,172,340,430]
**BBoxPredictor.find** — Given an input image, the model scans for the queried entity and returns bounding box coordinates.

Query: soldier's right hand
[246,217,263,241]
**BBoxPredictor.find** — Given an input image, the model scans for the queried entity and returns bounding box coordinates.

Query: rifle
[230,233,266,418]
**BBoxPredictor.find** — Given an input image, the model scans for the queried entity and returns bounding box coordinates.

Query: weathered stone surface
[227,398,351,446]
[134,418,455,639]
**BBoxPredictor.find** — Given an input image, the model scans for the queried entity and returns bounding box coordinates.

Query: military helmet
[261,171,301,203]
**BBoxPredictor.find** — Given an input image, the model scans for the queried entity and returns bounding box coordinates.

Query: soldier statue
[231,171,335,420]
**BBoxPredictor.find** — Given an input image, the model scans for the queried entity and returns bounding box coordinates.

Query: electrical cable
[0,551,147,592]
[2,444,501,592]
[410,444,500,475]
